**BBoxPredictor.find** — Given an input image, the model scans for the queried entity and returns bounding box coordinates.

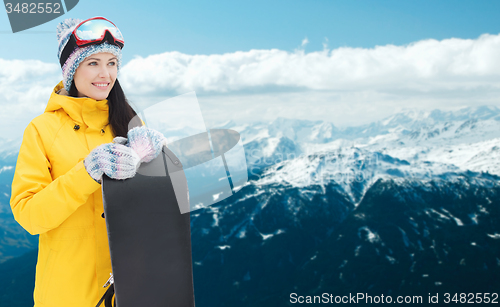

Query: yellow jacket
[10,81,114,306]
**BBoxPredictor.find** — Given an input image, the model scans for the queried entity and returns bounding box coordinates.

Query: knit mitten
[84,141,141,183]
[127,126,164,163]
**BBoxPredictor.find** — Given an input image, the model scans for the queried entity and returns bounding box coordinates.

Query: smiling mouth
[92,83,110,89]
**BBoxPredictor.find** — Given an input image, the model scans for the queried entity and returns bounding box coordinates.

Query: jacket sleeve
[10,122,101,235]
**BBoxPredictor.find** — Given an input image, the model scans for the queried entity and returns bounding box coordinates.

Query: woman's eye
[108,62,116,66]
[89,62,97,66]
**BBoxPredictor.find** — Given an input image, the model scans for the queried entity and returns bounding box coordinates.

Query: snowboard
[101,145,195,307]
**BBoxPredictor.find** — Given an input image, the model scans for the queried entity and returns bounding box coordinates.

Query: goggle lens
[75,18,124,44]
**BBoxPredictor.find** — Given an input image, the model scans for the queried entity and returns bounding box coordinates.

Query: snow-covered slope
[2,106,500,304]
[221,105,500,177]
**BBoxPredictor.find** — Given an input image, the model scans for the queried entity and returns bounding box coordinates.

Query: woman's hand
[126,126,165,163]
[84,138,141,183]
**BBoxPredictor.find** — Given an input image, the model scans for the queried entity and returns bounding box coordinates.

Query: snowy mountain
[191,163,500,306]
[190,106,500,305]
[0,149,37,264]
[2,104,499,264]
[0,137,22,159]
[1,105,500,306]
[225,105,500,178]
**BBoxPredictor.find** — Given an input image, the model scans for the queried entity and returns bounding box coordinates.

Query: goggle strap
[102,30,118,47]
[60,35,77,67]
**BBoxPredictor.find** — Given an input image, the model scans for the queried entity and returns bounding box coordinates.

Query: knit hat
[56,18,123,92]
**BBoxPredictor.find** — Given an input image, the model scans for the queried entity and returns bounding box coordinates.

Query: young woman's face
[73,52,118,100]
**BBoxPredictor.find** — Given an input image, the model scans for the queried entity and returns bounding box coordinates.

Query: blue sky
[1,0,500,142]
[1,0,500,63]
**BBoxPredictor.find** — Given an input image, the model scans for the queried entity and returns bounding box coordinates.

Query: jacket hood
[45,81,109,129]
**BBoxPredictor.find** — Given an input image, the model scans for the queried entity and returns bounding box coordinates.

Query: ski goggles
[72,17,124,49]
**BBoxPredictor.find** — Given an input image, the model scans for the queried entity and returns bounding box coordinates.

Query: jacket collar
[45,81,109,129]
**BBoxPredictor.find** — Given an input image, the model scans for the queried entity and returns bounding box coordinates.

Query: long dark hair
[69,79,142,137]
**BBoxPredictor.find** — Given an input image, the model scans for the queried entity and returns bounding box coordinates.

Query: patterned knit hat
[56,18,122,92]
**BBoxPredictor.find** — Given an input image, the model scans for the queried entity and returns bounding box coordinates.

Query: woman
[10,17,163,306]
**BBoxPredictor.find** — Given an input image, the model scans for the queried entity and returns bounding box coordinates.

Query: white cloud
[2,33,500,139]
[322,37,329,51]
[0,59,60,100]
[0,59,60,140]
[120,33,500,95]
[301,37,309,47]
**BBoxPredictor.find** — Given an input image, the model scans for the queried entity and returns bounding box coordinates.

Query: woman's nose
[98,66,111,78]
